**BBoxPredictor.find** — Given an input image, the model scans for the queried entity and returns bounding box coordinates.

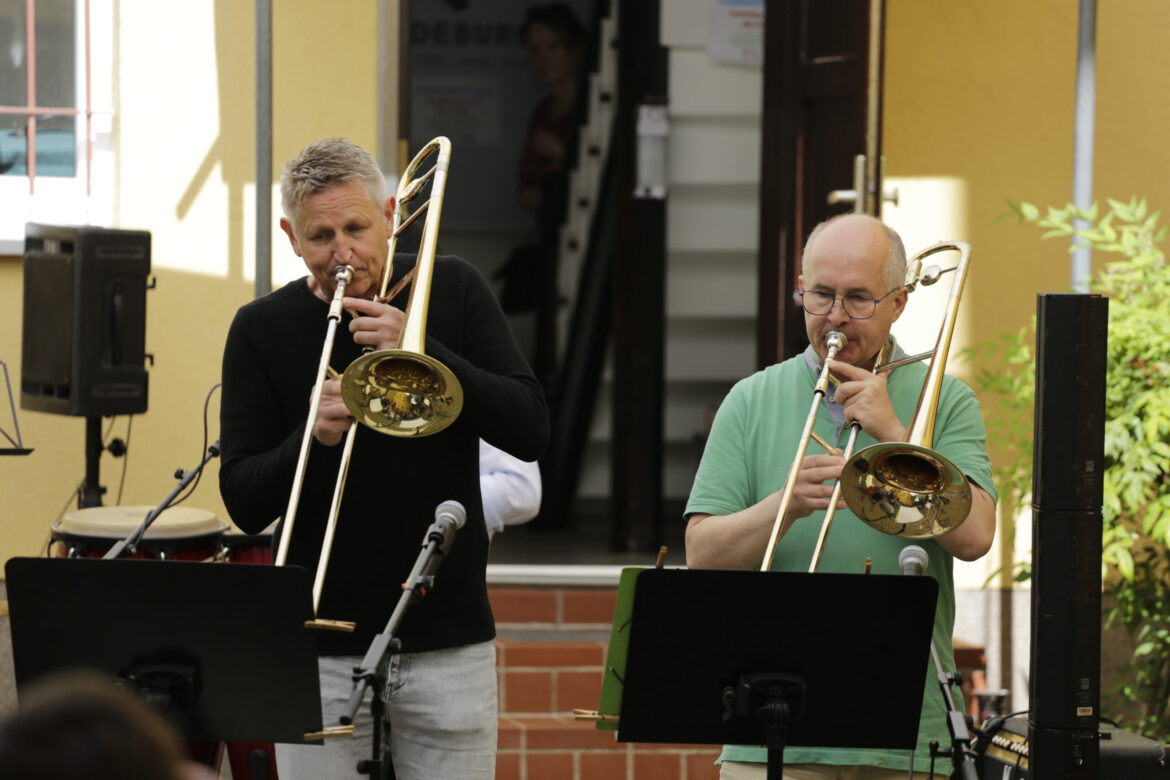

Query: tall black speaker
[1029,292,1108,778]
[21,223,151,417]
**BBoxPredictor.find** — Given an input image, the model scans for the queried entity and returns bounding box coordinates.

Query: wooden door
[757,0,887,366]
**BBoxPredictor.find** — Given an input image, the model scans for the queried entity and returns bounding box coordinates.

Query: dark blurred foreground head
[0,669,202,780]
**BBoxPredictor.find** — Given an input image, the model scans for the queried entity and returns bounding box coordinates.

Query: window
[0,0,110,254]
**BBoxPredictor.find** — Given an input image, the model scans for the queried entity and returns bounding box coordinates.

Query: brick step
[496,638,607,717]
[491,609,723,778]
[490,586,619,631]
[497,715,721,780]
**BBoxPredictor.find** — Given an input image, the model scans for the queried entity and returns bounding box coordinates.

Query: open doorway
[407,1,594,374]
[405,2,655,564]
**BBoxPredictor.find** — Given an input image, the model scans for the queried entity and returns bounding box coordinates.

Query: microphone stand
[342,516,460,779]
[103,442,221,560]
[897,546,977,779]
[927,638,980,780]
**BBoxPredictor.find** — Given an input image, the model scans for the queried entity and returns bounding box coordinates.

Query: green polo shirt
[685,345,996,773]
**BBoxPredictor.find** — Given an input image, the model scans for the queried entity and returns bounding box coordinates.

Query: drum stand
[341,511,463,779]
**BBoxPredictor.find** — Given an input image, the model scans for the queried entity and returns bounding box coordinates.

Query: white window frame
[0,0,113,255]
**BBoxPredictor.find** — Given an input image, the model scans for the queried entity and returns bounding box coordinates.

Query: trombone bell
[840,441,972,538]
[340,349,463,437]
[338,136,464,439]
[834,240,974,542]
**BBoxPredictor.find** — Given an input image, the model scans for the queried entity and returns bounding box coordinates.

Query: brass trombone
[341,137,463,437]
[760,241,973,573]
[276,137,463,621]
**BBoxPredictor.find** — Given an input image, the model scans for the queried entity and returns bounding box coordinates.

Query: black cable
[52,480,84,533]
[170,383,221,508]
[980,710,1029,740]
[114,415,133,504]
[44,480,83,556]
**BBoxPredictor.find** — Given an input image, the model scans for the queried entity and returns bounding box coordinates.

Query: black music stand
[0,359,32,455]
[614,569,938,779]
[4,557,322,744]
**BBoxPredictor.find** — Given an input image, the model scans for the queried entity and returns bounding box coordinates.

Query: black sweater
[219,254,548,654]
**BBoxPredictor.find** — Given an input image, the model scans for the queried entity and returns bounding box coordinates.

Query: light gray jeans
[720,762,934,780]
[276,641,498,779]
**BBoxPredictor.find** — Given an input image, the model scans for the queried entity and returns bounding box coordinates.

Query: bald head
[802,214,906,290]
[797,214,909,369]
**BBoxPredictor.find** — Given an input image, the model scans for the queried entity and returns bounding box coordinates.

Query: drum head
[54,506,227,539]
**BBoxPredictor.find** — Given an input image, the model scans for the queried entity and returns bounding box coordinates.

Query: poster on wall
[708,0,764,66]
[410,0,593,235]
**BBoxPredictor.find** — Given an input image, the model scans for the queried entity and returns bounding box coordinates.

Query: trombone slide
[275,265,354,570]
[758,331,847,572]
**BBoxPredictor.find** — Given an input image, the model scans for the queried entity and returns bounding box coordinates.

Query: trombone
[276,137,463,622]
[760,241,973,573]
[340,137,463,437]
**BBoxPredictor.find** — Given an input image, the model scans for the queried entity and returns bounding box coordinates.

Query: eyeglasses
[794,286,902,320]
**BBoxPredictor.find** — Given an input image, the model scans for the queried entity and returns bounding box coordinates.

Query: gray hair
[801,214,907,291]
[280,138,387,226]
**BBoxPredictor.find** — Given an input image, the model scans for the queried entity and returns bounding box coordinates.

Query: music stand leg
[247,747,271,780]
[356,688,396,779]
[765,724,786,780]
[762,697,797,780]
[722,673,804,780]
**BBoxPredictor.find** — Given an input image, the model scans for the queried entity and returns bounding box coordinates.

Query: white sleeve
[479,439,543,534]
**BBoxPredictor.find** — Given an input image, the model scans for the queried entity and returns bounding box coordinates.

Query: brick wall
[491,586,721,780]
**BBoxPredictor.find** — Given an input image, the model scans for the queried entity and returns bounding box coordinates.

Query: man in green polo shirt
[685,213,997,779]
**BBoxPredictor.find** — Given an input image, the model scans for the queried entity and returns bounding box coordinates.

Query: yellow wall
[1,0,381,562]
[884,0,1170,578]
[885,0,1170,341]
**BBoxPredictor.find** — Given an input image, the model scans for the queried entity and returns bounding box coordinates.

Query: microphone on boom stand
[103,441,221,560]
[417,500,465,587]
[342,500,466,778]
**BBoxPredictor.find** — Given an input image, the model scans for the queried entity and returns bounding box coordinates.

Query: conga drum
[50,506,227,561]
[221,528,276,565]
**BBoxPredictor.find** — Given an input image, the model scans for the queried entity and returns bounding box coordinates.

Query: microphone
[428,499,466,554]
[898,544,929,576]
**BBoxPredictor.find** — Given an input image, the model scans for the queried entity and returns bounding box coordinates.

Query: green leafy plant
[972,197,1170,739]
[962,319,1036,584]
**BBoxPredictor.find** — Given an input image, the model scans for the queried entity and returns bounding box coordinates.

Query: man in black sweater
[219,137,548,778]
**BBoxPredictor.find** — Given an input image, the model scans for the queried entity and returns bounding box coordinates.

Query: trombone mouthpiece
[335,265,355,283]
[826,331,847,352]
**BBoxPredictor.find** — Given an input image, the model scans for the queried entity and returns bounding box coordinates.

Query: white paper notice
[709,0,765,66]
